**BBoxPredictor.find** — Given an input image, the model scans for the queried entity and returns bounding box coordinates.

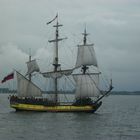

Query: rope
[86,70,102,94]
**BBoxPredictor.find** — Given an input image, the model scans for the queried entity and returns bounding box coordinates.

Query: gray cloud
[0,43,28,76]
[0,0,140,91]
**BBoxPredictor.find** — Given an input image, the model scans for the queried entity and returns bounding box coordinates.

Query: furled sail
[42,69,73,79]
[26,59,40,75]
[16,71,42,97]
[75,44,98,68]
[74,74,100,99]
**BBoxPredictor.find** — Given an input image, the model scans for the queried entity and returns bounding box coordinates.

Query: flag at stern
[1,72,14,83]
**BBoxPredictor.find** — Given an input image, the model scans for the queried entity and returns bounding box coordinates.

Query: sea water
[0,94,140,140]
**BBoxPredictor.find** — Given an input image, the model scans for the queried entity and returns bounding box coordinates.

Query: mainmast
[48,15,66,103]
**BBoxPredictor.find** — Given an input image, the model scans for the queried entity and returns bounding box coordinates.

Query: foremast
[74,28,100,100]
[28,53,32,81]
[74,28,113,102]
[48,15,66,104]
[81,28,92,74]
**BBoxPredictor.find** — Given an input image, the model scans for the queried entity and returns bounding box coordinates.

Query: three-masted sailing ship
[9,15,113,112]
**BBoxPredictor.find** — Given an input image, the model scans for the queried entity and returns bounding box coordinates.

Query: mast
[83,28,89,45]
[48,15,66,103]
[81,28,89,74]
[29,53,32,81]
[54,20,59,104]
[74,28,100,99]
[26,49,40,81]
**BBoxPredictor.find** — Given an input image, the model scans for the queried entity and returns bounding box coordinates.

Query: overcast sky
[0,0,140,91]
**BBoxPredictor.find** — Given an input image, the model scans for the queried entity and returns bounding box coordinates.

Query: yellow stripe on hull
[10,103,96,112]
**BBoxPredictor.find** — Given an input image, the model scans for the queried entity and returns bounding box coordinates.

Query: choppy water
[0,94,140,140]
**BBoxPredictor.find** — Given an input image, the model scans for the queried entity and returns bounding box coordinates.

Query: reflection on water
[0,94,140,140]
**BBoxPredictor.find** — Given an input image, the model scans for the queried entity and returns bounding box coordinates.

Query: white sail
[26,59,40,75]
[75,44,98,68]
[42,69,73,79]
[16,71,42,97]
[74,74,100,99]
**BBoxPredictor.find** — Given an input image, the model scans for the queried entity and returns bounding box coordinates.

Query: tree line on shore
[0,88,140,95]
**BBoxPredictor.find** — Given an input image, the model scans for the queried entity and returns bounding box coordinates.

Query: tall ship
[9,15,113,112]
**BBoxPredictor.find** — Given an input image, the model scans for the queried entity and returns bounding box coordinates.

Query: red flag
[1,72,14,83]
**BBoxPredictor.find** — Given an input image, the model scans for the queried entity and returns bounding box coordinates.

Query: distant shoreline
[110,91,140,95]
[0,88,140,95]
